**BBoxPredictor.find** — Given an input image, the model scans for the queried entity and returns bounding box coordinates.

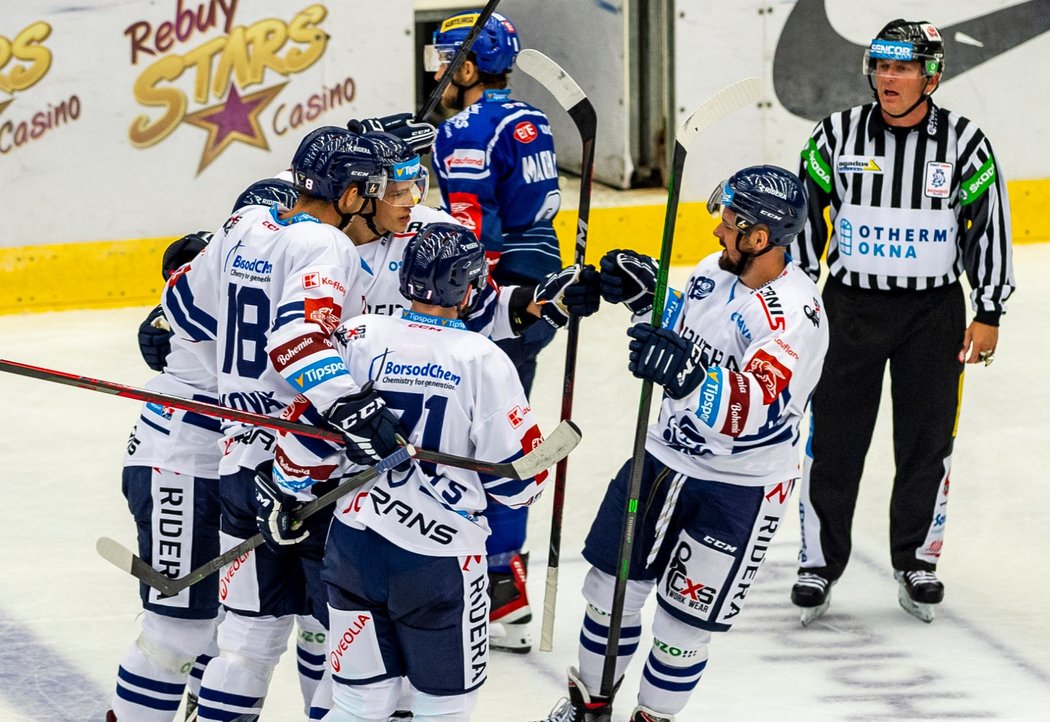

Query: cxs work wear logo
[0,21,82,156]
[126,2,353,174]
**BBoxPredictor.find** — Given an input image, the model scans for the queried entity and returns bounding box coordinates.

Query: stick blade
[97,536,179,596]
[515,49,588,112]
[677,76,764,149]
[96,536,134,574]
[512,419,582,479]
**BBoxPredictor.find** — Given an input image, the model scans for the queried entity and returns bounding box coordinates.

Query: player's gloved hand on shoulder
[254,462,310,547]
[599,249,658,316]
[627,323,705,400]
[138,305,172,372]
[533,264,602,328]
[347,112,437,155]
[324,382,410,469]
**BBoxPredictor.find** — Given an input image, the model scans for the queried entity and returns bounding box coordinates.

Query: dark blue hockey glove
[324,382,410,469]
[254,463,310,547]
[599,250,658,316]
[627,323,706,399]
[347,112,437,155]
[138,305,172,372]
[534,264,602,328]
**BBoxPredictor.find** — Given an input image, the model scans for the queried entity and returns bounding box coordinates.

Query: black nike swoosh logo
[774,0,1050,120]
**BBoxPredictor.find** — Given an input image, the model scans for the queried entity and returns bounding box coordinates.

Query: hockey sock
[577,567,652,696]
[327,676,401,721]
[411,686,479,722]
[637,608,711,715]
[577,603,642,696]
[187,609,221,700]
[196,612,293,721]
[297,614,328,714]
[112,612,216,722]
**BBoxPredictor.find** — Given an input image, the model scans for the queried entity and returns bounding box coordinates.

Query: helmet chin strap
[448,74,483,111]
[333,192,370,231]
[722,229,776,276]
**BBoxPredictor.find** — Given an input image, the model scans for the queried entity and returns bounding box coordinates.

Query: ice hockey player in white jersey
[532,166,828,722]
[162,127,414,721]
[108,231,223,722]
[255,222,551,722]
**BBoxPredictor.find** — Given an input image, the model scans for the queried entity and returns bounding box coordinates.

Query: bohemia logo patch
[513,121,538,143]
[125,3,354,174]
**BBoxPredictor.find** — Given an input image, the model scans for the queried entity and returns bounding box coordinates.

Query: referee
[787,19,1016,624]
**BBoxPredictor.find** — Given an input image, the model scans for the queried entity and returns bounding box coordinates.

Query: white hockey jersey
[646,254,829,486]
[275,310,549,557]
[357,204,515,340]
[123,334,222,478]
[162,204,370,474]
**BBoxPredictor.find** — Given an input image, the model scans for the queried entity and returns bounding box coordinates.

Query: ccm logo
[513,121,538,143]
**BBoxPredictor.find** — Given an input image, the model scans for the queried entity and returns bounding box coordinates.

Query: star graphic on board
[183,82,287,175]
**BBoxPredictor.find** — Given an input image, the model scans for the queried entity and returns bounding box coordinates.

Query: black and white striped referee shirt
[790,101,1015,324]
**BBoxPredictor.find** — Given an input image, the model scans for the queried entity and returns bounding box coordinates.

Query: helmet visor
[383,156,428,207]
[706,180,752,232]
[424,44,458,72]
[382,172,429,207]
[863,42,940,77]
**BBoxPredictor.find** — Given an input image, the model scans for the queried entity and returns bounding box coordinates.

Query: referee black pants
[798,278,965,580]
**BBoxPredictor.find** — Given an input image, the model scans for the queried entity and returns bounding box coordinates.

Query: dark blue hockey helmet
[426,11,520,75]
[162,231,212,280]
[400,222,487,311]
[290,127,386,202]
[232,178,299,213]
[707,165,807,247]
[362,131,429,207]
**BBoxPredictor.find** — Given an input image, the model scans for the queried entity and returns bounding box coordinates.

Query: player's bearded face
[715,209,752,276]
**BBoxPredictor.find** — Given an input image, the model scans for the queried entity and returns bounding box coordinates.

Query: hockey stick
[0,358,581,481]
[96,445,416,597]
[599,77,763,697]
[415,0,502,123]
[515,48,597,653]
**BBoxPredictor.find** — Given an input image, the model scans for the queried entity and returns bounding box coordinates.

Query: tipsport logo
[0,21,83,155]
[126,2,355,174]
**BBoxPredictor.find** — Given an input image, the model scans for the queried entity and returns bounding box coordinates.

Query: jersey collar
[269,204,320,226]
[401,309,466,330]
[483,88,512,103]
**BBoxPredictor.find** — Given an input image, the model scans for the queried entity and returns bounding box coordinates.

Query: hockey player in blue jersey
[532,167,829,722]
[257,223,552,721]
[425,7,562,654]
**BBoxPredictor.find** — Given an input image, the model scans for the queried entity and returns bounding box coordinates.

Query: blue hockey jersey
[434,88,562,286]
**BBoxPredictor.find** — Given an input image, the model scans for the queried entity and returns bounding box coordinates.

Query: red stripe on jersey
[275,446,338,483]
[719,371,751,437]
[448,191,483,239]
[270,333,334,372]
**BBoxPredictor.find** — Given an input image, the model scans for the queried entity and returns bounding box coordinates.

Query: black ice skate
[489,552,532,653]
[895,570,944,623]
[791,572,834,626]
[531,667,613,722]
[630,704,675,722]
